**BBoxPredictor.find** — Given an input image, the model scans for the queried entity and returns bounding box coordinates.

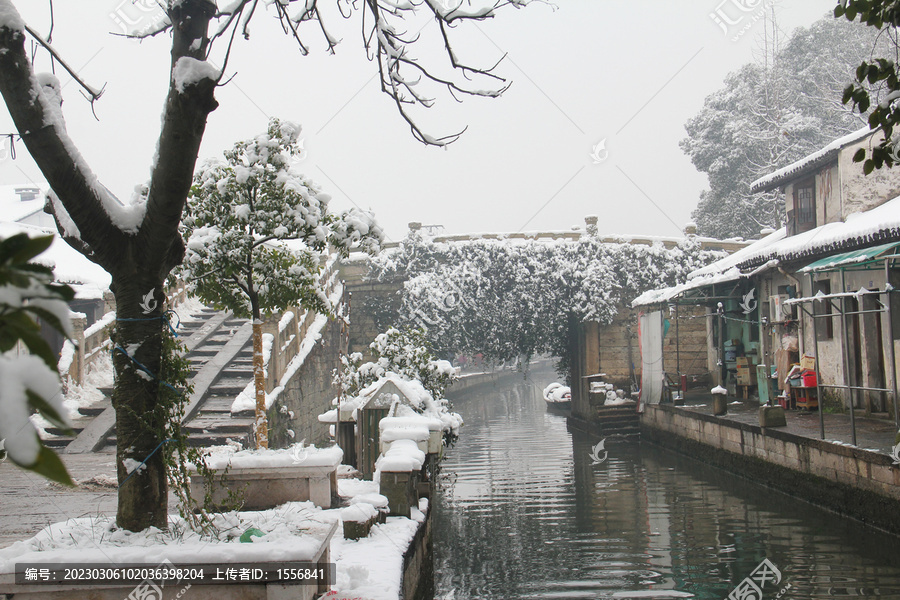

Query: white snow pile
[0,504,329,573]
[0,472,430,600]
[543,382,571,403]
[194,442,343,471]
[379,415,440,444]
[172,57,220,93]
[604,389,631,406]
[341,502,378,524]
[375,438,426,474]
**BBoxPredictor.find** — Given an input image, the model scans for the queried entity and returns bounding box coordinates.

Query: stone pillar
[584,215,598,236]
[103,289,116,314]
[70,313,87,386]
[712,385,727,416]
[380,470,420,517]
[261,314,281,394]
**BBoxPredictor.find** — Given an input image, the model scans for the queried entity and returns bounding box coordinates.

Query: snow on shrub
[366,231,726,378]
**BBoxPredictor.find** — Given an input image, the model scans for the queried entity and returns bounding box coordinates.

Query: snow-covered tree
[836,0,900,172]
[0,233,74,485]
[683,13,885,238]
[335,327,457,401]
[181,118,382,448]
[368,233,725,380]
[0,0,533,531]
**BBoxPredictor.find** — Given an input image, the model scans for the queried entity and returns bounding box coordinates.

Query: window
[793,180,816,234]
[814,279,834,340]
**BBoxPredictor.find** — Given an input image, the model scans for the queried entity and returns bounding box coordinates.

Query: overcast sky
[0,1,840,243]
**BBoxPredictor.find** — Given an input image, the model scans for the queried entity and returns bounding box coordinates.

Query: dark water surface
[433,369,900,599]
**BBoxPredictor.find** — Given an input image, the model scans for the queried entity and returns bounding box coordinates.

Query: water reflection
[435,368,900,599]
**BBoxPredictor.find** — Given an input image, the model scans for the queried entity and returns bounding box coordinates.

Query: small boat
[543,382,572,410]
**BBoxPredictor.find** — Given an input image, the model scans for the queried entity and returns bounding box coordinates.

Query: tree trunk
[0,0,219,532]
[253,320,269,449]
[111,277,168,531]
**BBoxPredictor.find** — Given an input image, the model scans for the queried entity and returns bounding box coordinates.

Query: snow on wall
[839,134,900,219]
[231,283,343,414]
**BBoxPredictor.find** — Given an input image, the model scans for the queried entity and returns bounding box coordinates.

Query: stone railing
[262,258,342,393]
[59,277,190,388]
[59,310,116,388]
[378,218,752,253]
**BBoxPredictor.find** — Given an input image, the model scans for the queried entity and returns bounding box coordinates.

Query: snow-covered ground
[0,468,427,600]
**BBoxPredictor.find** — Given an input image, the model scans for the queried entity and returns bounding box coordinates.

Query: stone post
[380,469,420,518]
[711,385,728,416]
[585,215,598,236]
[759,405,787,427]
[261,314,281,394]
[103,289,116,314]
[70,313,87,387]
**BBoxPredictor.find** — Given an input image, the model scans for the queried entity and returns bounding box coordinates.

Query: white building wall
[839,132,900,218]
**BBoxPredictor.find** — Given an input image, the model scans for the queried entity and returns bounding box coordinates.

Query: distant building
[634,128,900,419]
[0,184,111,355]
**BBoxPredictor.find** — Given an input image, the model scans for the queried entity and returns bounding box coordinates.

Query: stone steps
[65,306,257,453]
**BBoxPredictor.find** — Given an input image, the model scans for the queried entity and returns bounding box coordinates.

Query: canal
[434,367,900,599]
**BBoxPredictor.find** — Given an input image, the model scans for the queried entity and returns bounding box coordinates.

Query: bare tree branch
[22,23,104,101]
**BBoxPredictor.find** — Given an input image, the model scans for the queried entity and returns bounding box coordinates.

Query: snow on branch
[22,24,105,103]
[201,0,535,147]
[173,56,222,92]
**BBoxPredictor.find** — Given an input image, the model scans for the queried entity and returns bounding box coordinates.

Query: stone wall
[592,304,710,390]
[341,260,404,359]
[401,506,433,600]
[571,304,710,425]
[266,299,346,448]
[596,310,637,388]
[642,404,900,535]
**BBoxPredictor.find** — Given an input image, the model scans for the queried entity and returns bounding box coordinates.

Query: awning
[798,241,900,273]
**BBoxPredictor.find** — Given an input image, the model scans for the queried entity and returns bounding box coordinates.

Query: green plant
[0,233,74,485]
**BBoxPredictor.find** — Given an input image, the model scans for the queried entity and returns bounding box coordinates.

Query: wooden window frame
[793,179,816,234]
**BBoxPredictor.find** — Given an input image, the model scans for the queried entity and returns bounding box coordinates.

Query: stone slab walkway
[677,390,898,455]
[0,451,179,550]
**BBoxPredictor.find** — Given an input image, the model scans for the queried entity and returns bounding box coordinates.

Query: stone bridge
[339,218,748,391]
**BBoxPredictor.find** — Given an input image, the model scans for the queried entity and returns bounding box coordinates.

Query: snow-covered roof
[750,127,874,194]
[0,184,49,224]
[633,193,900,307]
[0,221,110,299]
[632,229,785,306]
